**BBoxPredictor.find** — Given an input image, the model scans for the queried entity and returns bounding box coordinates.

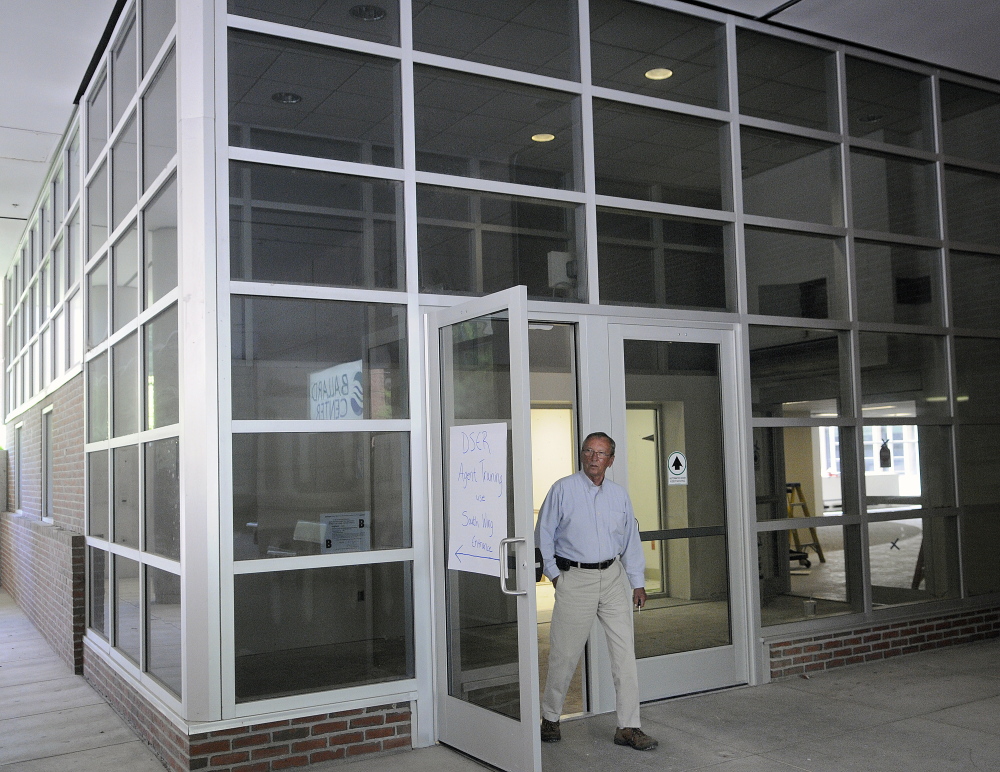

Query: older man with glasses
[534,431,657,751]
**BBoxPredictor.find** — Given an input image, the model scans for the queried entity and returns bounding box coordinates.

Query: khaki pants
[540,559,641,728]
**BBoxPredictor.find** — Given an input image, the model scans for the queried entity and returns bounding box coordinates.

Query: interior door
[428,287,540,772]
[609,324,748,699]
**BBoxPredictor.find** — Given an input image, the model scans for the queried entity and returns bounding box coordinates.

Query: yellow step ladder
[787,482,825,565]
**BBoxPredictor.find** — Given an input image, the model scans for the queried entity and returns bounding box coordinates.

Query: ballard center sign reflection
[448,423,507,577]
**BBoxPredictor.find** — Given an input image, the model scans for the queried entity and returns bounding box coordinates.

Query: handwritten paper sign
[448,423,508,576]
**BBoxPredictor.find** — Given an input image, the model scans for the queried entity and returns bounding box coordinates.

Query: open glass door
[428,287,540,772]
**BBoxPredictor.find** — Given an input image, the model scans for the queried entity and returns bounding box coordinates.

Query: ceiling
[1,0,998,273]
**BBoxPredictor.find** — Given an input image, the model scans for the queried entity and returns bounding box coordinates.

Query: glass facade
[4,0,1000,732]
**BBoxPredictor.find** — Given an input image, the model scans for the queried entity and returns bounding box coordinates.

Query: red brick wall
[85,644,412,772]
[0,374,86,672]
[768,607,1000,679]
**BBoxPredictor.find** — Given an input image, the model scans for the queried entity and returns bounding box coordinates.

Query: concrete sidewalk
[2,587,998,771]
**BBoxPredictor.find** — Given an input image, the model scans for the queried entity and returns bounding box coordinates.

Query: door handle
[499,537,527,596]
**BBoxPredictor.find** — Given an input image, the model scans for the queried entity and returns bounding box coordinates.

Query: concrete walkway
[2,587,999,771]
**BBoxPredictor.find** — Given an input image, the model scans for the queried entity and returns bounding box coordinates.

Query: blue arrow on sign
[454,545,500,563]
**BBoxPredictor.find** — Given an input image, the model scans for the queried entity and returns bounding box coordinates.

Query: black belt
[555,555,616,571]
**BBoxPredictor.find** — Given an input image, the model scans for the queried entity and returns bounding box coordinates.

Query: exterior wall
[84,644,411,772]
[768,605,1000,679]
[0,373,85,671]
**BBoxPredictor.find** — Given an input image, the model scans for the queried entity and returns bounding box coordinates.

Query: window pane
[144,175,177,307]
[88,75,108,168]
[52,237,64,303]
[88,162,109,258]
[114,445,140,548]
[146,567,181,696]
[231,297,407,420]
[593,99,725,208]
[229,0,400,46]
[855,241,941,325]
[745,228,845,319]
[88,450,110,539]
[68,212,80,287]
[864,425,954,512]
[414,66,580,190]
[868,516,959,606]
[957,426,1000,507]
[737,30,836,131]
[233,432,411,560]
[145,437,180,561]
[53,309,65,378]
[590,0,724,109]
[230,161,403,290]
[418,186,582,299]
[950,251,1000,329]
[112,16,138,129]
[759,524,863,625]
[851,150,938,237]
[234,562,414,701]
[142,0,175,73]
[114,333,140,436]
[846,57,931,150]
[143,50,176,189]
[753,427,850,522]
[859,333,948,418]
[598,208,727,310]
[146,304,179,428]
[89,547,110,639]
[741,128,842,225]
[88,352,110,442]
[228,30,401,166]
[114,555,141,665]
[413,0,577,80]
[749,326,846,417]
[68,133,81,201]
[69,291,83,366]
[944,166,1000,248]
[112,116,138,229]
[954,337,1000,421]
[113,224,139,332]
[940,81,1000,165]
[962,510,1000,596]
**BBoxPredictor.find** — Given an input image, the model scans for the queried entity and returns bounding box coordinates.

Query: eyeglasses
[581,448,612,459]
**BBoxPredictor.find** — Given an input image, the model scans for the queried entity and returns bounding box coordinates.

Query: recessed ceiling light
[645,67,674,80]
[532,133,556,142]
[350,4,386,21]
[272,92,302,104]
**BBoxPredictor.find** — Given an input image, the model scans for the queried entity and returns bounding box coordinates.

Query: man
[534,432,658,751]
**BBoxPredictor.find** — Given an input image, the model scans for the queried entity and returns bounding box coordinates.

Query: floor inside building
[3,588,999,772]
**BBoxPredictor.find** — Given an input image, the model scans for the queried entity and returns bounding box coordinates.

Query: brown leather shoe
[540,718,561,742]
[614,727,658,750]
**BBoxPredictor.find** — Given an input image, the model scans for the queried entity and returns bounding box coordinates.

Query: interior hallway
[2,588,998,771]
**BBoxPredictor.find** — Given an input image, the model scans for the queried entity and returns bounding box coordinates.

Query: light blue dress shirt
[535,470,646,589]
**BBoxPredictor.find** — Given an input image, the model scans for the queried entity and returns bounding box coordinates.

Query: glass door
[428,287,540,772]
[609,324,748,699]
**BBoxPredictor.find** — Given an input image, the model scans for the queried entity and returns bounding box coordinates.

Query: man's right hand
[551,575,559,587]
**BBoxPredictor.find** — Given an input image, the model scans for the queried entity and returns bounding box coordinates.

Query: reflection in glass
[858,333,948,418]
[741,128,842,225]
[855,242,941,325]
[88,75,108,168]
[600,209,726,309]
[957,426,1000,507]
[940,81,1000,165]
[963,510,1000,596]
[753,427,848,522]
[144,175,178,308]
[113,333,140,436]
[737,29,836,131]
[749,326,845,417]
[146,437,180,561]
[89,548,110,639]
[88,352,110,442]
[759,524,863,625]
[745,228,845,319]
[231,296,407,420]
[944,166,1000,248]
[232,432,411,560]
[863,425,954,511]
[113,225,139,332]
[414,66,580,190]
[114,555,141,665]
[954,337,1000,422]
[88,163,109,257]
[142,0,175,73]
[230,161,403,290]
[112,117,138,229]
[111,16,137,129]
[418,186,581,300]
[950,251,1000,329]
[593,99,725,208]
[146,566,181,696]
[228,30,401,166]
[229,0,400,46]
[143,50,176,190]
[413,0,578,80]
[234,562,414,701]
[89,255,110,345]
[850,150,937,237]
[846,57,931,149]
[868,516,959,606]
[145,304,179,428]
[88,451,110,539]
[590,0,724,109]
[113,445,140,548]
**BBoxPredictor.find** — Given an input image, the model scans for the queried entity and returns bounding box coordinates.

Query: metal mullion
[228,280,405,305]
[416,215,572,241]
[738,114,843,146]
[595,194,736,224]
[846,136,939,163]
[744,313,851,330]
[228,146,406,182]
[590,85,731,124]
[414,170,586,204]
[412,51,584,95]
[231,419,410,434]
[741,214,845,236]
[850,230,944,250]
[860,416,955,427]
[232,548,415,575]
